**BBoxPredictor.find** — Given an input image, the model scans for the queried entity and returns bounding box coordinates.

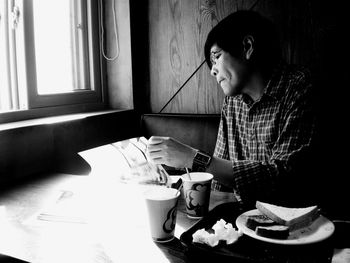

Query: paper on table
[36,190,88,224]
[23,186,92,226]
[79,137,171,187]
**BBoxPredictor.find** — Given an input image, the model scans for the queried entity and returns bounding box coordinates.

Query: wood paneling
[146,0,346,114]
[104,0,133,110]
[148,0,258,113]
[148,0,247,113]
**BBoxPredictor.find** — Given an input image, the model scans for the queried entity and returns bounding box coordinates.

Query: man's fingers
[150,157,164,165]
[147,144,162,153]
[148,150,164,160]
[148,136,164,145]
[147,152,164,164]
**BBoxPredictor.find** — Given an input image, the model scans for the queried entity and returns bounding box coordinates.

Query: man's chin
[222,87,237,97]
[221,83,240,97]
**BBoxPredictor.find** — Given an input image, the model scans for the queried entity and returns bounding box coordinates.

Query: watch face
[192,151,211,172]
[195,152,211,165]
[197,154,210,163]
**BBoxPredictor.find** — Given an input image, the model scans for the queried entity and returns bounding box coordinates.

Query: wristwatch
[192,150,212,172]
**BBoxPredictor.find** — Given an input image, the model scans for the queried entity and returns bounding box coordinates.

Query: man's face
[209,44,249,96]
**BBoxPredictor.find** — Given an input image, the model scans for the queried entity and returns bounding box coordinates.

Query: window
[0,0,104,123]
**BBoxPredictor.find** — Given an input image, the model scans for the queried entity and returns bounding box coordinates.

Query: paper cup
[144,187,180,243]
[183,172,213,218]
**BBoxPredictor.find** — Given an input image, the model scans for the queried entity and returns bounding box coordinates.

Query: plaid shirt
[212,62,316,206]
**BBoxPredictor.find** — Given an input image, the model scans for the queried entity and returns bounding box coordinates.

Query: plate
[180,202,334,262]
[236,209,335,245]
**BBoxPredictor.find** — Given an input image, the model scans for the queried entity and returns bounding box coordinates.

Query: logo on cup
[163,201,178,233]
[185,182,210,216]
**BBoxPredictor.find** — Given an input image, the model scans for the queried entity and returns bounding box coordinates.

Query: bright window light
[0,0,103,121]
[33,0,75,94]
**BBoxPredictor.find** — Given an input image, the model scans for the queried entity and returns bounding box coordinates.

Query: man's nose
[210,65,218,77]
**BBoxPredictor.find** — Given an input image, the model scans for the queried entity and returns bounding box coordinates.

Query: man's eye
[211,52,221,64]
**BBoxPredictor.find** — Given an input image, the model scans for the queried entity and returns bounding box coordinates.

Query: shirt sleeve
[214,102,229,160]
[233,72,317,207]
[212,98,232,192]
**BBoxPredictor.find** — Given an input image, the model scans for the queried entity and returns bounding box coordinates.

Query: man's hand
[146,136,196,168]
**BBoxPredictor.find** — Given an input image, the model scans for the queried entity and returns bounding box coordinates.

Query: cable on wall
[159,60,206,113]
[99,0,119,61]
[158,0,261,113]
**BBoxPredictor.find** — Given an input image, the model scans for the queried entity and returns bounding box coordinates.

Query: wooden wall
[103,0,133,110]
[139,0,347,114]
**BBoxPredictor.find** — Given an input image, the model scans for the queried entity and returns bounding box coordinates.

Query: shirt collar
[231,61,287,105]
[262,61,287,101]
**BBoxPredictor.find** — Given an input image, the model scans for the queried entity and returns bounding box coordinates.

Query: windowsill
[0,108,141,182]
[0,109,133,132]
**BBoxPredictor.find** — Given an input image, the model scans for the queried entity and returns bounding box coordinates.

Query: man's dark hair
[204,10,281,72]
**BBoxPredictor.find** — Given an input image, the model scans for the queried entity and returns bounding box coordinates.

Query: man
[147,10,317,209]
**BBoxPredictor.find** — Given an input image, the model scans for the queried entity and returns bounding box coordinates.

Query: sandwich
[245,201,320,239]
[245,214,276,230]
[256,201,319,231]
[255,225,290,239]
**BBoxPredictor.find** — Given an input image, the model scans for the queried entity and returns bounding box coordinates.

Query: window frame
[0,0,106,124]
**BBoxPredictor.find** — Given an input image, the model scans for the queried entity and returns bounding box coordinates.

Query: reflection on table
[0,142,236,263]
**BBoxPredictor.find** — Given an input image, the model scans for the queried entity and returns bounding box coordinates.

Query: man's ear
[242,35,254,60]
